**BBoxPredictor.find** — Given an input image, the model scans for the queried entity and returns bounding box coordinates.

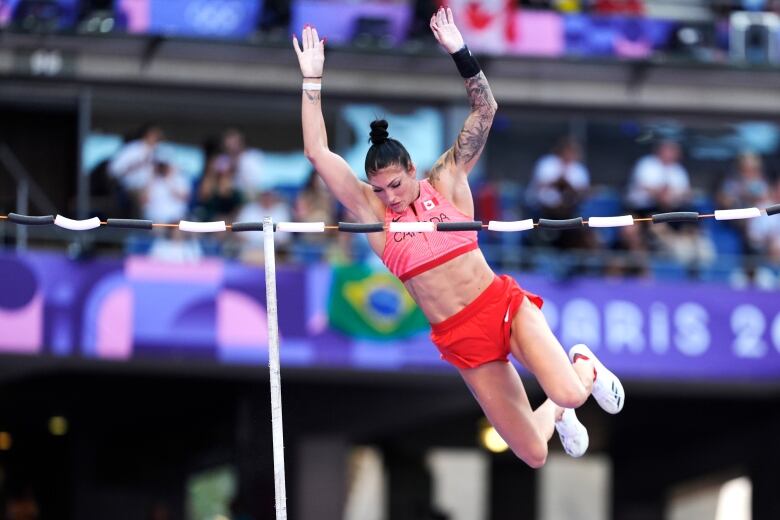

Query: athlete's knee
[522,446,548,469]
[550,384,588,409]
[514,441,548,469]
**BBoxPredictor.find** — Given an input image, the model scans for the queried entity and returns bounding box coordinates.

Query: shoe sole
[569,344,625,414]
[556,410,589,458]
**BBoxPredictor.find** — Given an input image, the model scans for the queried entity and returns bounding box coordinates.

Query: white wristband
[302,82,322,91]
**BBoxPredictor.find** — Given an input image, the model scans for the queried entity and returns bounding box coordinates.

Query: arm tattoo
[465,72,494,111]
[427,149,454,183]
[454,72,496,166]
[304,90,321,104]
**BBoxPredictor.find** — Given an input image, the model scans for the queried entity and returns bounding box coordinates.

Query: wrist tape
[451,45,481,79]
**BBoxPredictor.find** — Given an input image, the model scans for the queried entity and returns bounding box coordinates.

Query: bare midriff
[402,248,495,323]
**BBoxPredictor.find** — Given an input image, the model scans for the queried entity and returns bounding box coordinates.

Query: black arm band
[450,45,481,79]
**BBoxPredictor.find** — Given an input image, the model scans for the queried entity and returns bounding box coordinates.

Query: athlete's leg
[458,360,562,468]
[509,296,595,409]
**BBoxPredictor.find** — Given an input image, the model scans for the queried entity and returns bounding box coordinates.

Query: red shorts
[429,275,544,369]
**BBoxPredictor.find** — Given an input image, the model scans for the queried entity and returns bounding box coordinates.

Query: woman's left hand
[293,25,325,78]
[430,7,465,54]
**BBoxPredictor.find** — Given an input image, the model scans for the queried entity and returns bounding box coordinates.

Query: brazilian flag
[328,265,428,340]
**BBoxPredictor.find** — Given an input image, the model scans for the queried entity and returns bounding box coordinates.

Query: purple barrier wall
[1,251,778,381]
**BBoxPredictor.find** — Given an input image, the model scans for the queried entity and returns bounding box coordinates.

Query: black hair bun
[369,119,389,146]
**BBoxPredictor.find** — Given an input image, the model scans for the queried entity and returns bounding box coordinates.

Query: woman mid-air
[292,8,624,467]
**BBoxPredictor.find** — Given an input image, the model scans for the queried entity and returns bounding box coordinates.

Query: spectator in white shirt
[139,160,191,224]
[527,136,593,250]
[527,136,590,218]
[108,124,164,195]
[628,140,713,269]
[626,139,691,213]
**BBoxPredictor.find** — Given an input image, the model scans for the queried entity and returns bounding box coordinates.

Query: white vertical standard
[263,217,288,520]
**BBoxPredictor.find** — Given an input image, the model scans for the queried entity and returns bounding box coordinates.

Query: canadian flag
[423,198,438,210]
[446,0,517,55]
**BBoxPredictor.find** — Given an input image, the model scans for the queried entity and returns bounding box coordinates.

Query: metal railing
[0,143,57,251]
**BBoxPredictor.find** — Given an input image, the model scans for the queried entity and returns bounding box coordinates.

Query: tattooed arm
[429,8,497,182]
[453,71,497,174]
[293,26,379,222]
[427,72,497,186]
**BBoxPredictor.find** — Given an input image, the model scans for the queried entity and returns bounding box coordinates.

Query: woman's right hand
[292,25,325,78]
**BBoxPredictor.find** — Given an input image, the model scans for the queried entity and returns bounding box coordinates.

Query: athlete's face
[368,164,418,213]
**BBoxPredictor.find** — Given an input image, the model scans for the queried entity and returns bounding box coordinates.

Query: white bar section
[587,215,635,228]
[276,221,325,233]
[488,219,534,232]
[389,221,435,233]
[178,220,227,233]
[264,217,288,520]
[714,208,761,221]
[54,215,101,231]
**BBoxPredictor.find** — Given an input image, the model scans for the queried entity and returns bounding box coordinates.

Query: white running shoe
[569,344,625,414]
[555,408,589,458]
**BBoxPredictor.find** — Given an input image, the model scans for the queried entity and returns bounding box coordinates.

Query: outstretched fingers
[311,26,322,48]
[292,33,302,55]
[430,14,440,38]
[446,7,454,24]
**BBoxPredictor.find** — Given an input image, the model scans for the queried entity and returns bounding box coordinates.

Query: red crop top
[381,179,478,282]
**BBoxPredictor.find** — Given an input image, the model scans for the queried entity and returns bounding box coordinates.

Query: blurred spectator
[216,128,264,194]
[604,225,650,278]
[626,139,691,214]
[149,228,203,263]
[108,124,165,209]
[140,160,191,224]
[526,136,593,250]
[747,176,780,261]
[716,152,770,253]
[627,139,713,270]
[234,189,292,263]
[652,223,715,270]
[195,138,245,222]
[717,152,769,211]
[527,136,590,217]
[293,170,337,262]
[295,170,336,225]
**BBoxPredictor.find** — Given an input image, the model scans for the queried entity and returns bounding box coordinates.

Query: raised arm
[292,27,377,222]
[429,8,497,179]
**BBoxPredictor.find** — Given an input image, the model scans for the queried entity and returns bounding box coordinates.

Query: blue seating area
[579,188,624,247]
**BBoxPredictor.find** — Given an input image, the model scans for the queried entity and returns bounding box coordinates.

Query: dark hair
[553,135,580,155]
[365,119,412,176]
